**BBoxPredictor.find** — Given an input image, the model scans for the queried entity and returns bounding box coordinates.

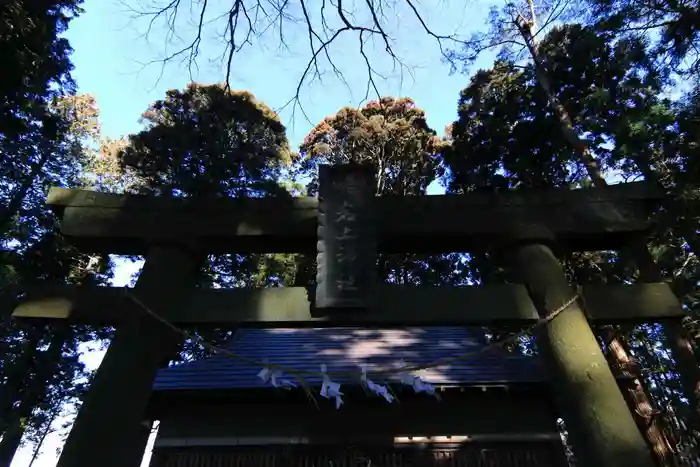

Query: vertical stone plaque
[316,164,376,309]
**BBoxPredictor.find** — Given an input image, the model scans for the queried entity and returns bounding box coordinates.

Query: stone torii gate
[14,165,683,467]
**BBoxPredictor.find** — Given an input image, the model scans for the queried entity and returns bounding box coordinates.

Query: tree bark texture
[600,325,679,466]
[0,326,70,467]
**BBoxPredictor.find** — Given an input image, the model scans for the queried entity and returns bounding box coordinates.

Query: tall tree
[299,97,445,196]
[1,91,99,245]
[450,0,700,445]
[586,0,700,78]
[120,84,293,198]
[115,83,301,359]
[0,91,111,466]
[0,232,112,467]
[0,0,82,132]
[0,6,111,454]
[445,23,692,464]
[298,97,467,287]
[0,1,85,236]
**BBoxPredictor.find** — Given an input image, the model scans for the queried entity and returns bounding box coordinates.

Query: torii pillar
[56,246,201,467]
[505,228,655,467]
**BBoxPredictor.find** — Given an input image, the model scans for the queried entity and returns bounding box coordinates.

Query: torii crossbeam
[13,165,671,467]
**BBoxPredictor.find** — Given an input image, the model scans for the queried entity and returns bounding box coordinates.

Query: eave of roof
[153,327,548,392]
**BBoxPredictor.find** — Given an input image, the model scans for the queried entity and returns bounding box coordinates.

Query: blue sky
[63,0,495,146]
[11,1,497,466]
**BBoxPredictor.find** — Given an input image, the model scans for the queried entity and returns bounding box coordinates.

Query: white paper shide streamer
[360,365,394,403]
[257,360,439,407]
[257,364,296,389]
[319,364,344,409]
[398,360,440,400]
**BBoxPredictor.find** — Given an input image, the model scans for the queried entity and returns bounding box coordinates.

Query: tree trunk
[600,325,678,466]
[517,8,700,439]
[0,417,25,467]
[620,161,700,407]
[28,409,59,467]
[0,327,70,467]
[0,325,43,434]
[0,149,52,236]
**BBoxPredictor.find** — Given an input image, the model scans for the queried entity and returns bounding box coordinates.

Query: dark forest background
[1,0,699,465]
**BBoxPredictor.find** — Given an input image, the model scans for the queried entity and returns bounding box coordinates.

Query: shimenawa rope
[122,287,580,380]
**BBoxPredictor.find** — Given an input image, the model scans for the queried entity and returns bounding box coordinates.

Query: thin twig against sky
[120,0,482,120]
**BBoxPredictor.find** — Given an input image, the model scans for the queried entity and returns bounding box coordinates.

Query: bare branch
[125,0,470,109]
[444,0,575,72]
[404,0,465,67]
[359,30,383,102]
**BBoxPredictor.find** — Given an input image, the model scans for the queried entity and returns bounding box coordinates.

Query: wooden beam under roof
[45,182,660,254]
[12,282,682,327]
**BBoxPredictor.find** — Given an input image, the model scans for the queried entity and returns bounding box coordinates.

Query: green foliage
[0,1,87,242]
[0,230,114,462]
[447,18,700,461]
[0,3,117,460]
[0,0,83,136]
[445,24,664,192]
[298,97,467,287]
[299,97,447,196]
[113,84,303,361]
[3,1,700,464]
[586,0,700,77]
[120,84,294,198]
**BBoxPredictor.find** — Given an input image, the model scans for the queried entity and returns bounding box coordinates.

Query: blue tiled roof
[152,327,548,391]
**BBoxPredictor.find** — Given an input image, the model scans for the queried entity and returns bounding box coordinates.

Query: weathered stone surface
[46,182,659,254]
[14,283,682,326]
[508,242,655,467]
[55,247,201,467]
